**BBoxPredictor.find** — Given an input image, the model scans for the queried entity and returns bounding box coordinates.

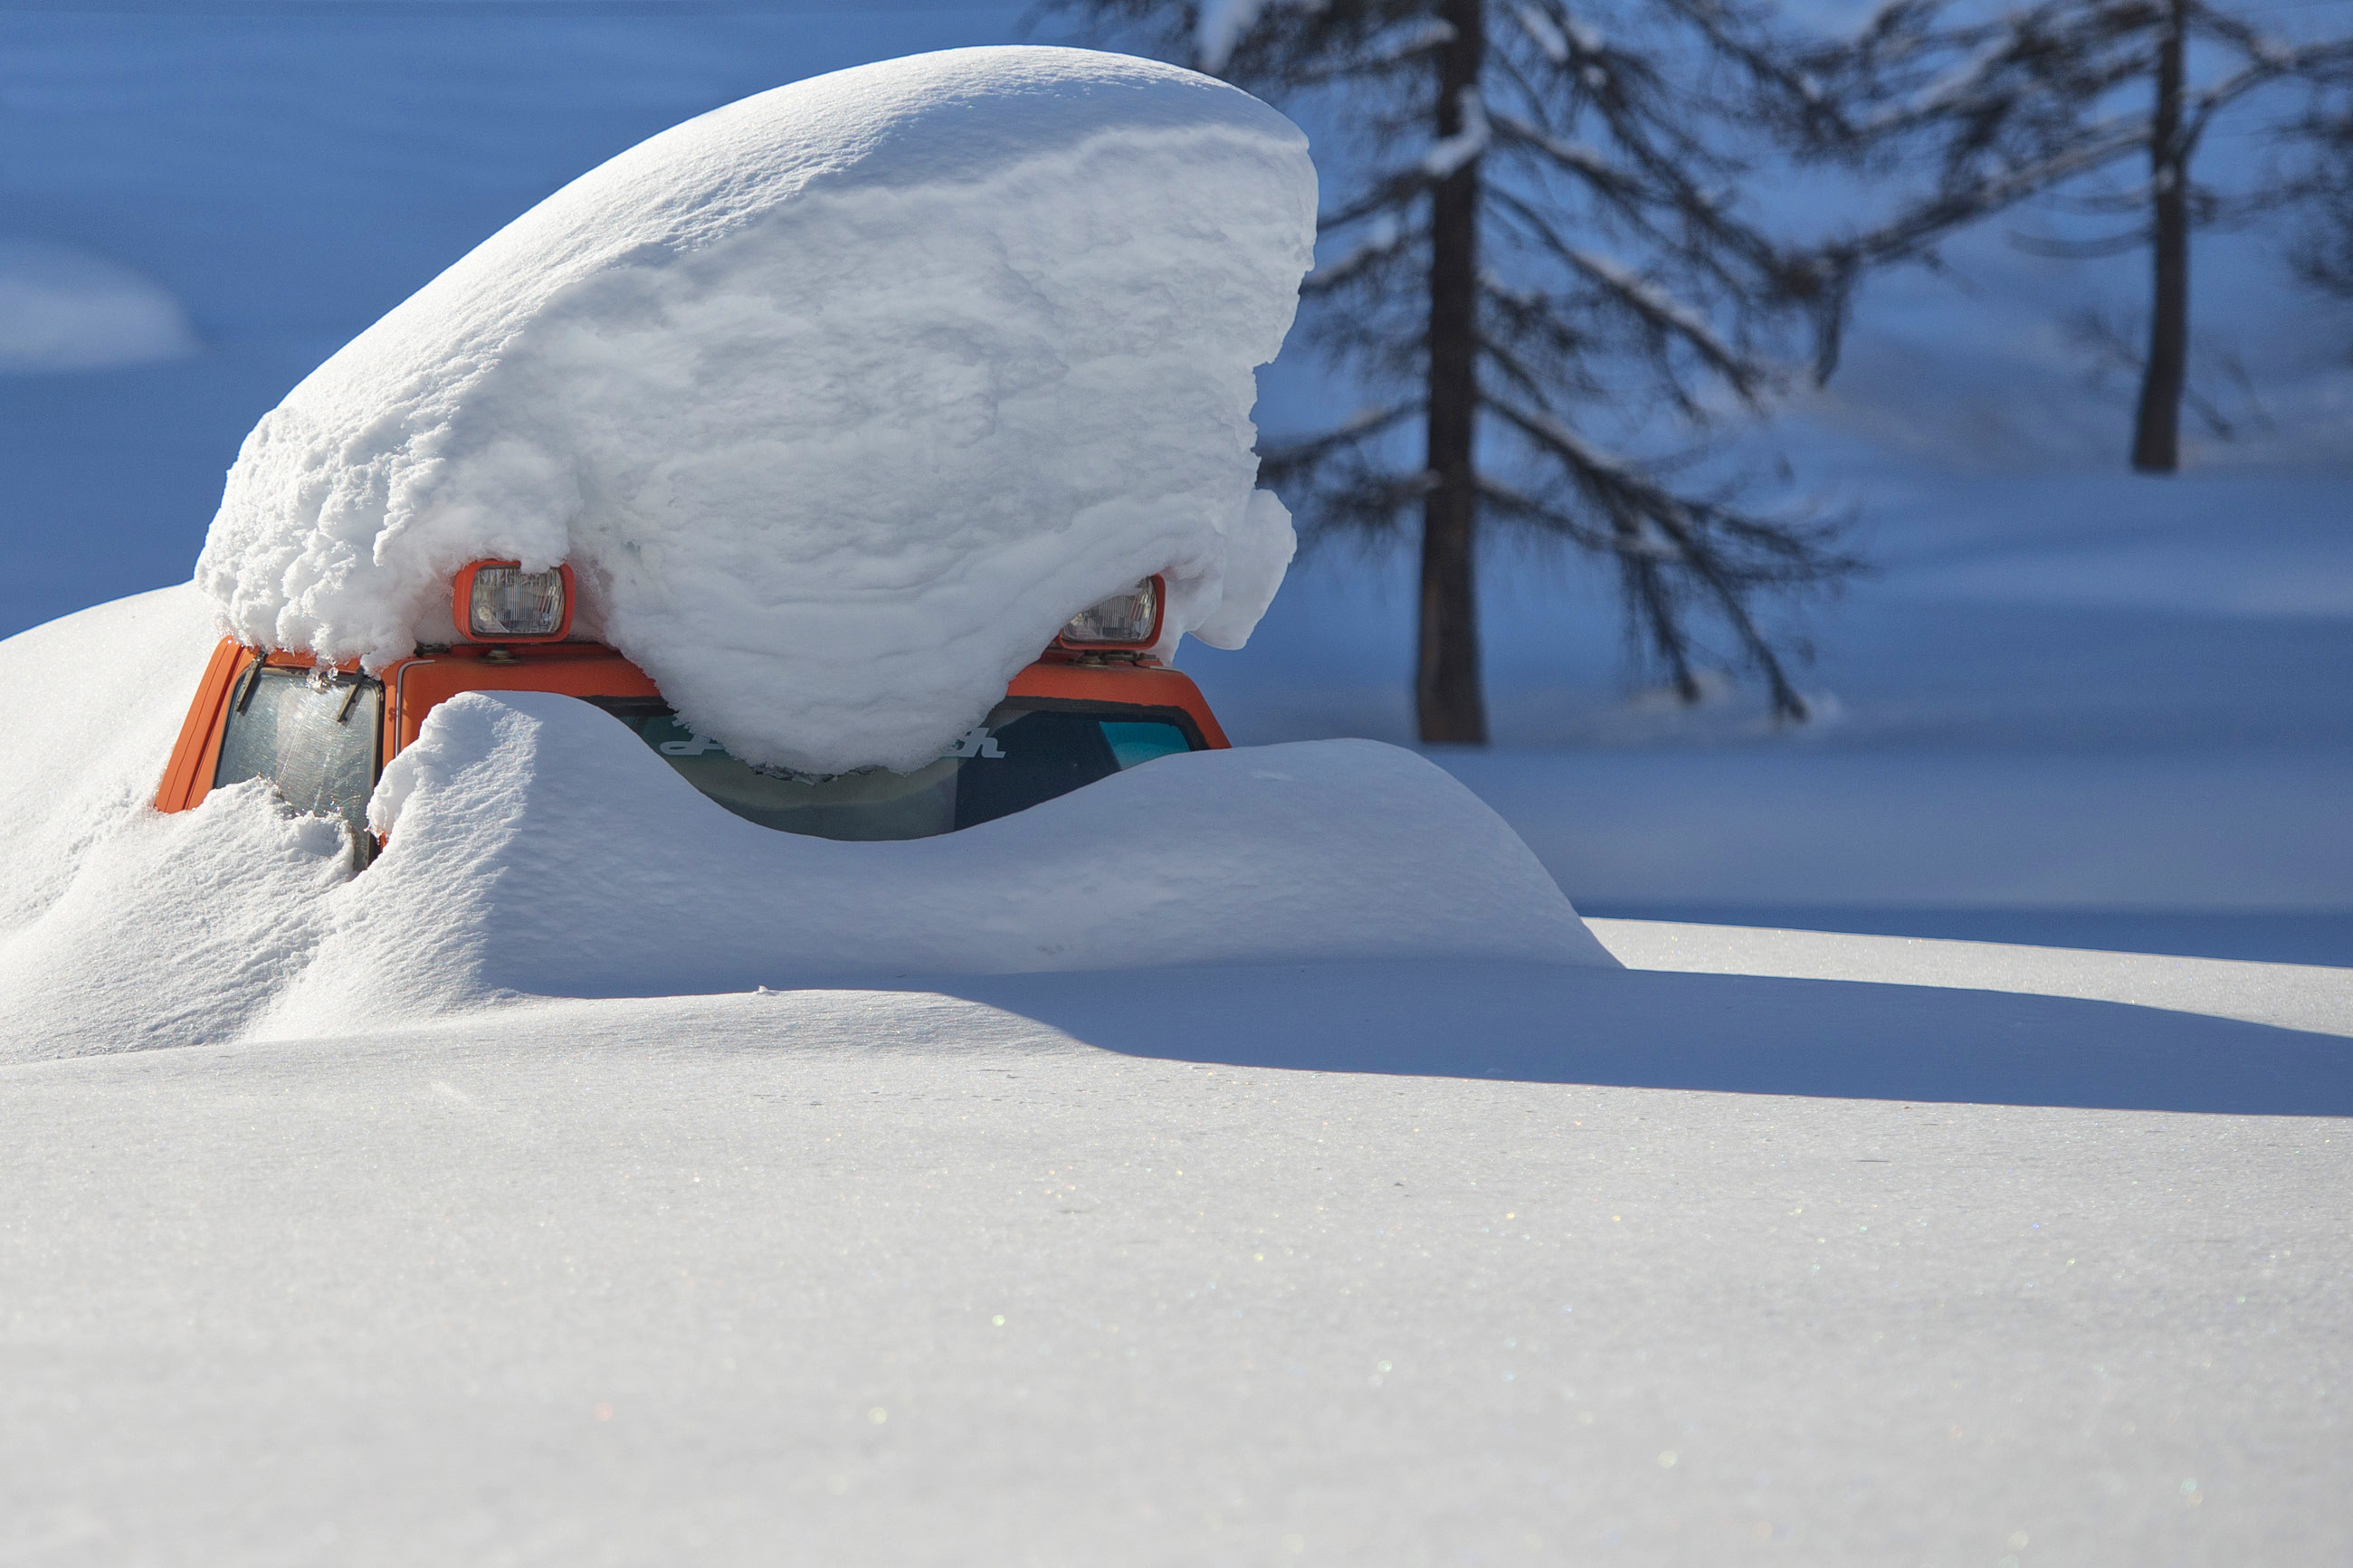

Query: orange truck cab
[157,564,1228,856]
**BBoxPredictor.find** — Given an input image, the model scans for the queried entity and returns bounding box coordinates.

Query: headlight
[456,561,574,641]
[1059,575,1164,649]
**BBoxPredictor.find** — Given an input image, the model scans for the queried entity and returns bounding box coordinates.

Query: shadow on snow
[926,960,2353,1117]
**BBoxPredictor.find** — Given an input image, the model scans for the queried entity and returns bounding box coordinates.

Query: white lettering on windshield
[660,733,729,756]
[941,727,1005,760]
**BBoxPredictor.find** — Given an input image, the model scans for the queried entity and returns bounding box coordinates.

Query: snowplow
[156,562,1228,850]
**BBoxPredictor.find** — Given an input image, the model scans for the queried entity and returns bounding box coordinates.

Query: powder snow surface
[195,46,1316,773]
[5,978,2350,1565]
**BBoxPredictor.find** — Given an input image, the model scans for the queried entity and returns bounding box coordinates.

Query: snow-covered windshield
[590,698,1199,841]
[212,663,382,844]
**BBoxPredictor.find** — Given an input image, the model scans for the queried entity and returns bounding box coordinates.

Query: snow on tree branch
[1260,400,1423,476]
[1508,2,1569,65]
[1485,104,1643,187]
[1195,0,1270,73]
[1307,213,1420,291]
[1558,246,1756,394]
[1424,87,1491,176]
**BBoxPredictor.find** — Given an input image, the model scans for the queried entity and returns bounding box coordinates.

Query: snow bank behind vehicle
[255,691,1613,1031]
[196,46,1316,774]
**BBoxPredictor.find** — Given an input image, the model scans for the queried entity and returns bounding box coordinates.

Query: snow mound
[195,46,1317,774]
[0,590,1606,1062]
[0,587,356,1060]
[0,239,199,373]
[258,691,1612,1031]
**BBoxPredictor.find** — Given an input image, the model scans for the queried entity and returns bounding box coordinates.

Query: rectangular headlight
[461,562,571,641]
[1060,576,1162,648]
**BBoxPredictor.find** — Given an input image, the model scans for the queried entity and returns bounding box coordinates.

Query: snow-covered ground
[8,950,2348,1564]
[2,8,2348,1564]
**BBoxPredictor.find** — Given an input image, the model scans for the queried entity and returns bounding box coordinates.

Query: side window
[1100,720,1192,770]
[950,708,1120,831]
[589,696,1204,841]
[213,664,384,843]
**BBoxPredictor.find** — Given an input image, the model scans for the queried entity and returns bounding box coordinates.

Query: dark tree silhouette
[1796,0,2353,473]
[2284,88,2353,300]
[1042,0,1863,742]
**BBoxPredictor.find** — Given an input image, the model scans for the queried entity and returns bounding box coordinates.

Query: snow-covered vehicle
[156,563,1223,851]
[5,50,1604,1056]
[157,49,1313,867]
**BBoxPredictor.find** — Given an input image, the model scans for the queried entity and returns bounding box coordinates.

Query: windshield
[213,662,384,845]
[589,697,1201,841]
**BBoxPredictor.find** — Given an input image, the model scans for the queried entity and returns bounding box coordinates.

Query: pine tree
[1798,0,2353,472]
[1043,0,1863,742]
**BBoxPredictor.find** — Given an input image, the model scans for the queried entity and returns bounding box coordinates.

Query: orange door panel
[383,647,661,754]
[153,637,253,813]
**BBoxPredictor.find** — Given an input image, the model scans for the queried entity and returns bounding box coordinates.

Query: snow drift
[195,46,1317,774]
[258,691,1610,1031]
[0,588,1608,1061]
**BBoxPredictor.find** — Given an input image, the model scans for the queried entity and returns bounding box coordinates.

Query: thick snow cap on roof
[196,47,1316,773]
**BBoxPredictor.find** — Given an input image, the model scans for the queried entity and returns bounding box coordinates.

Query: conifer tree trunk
[2131,0,2190,473]
[1417,0,1489,744]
